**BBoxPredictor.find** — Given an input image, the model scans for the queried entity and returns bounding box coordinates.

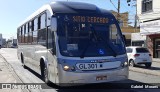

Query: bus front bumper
[58,66,128,86]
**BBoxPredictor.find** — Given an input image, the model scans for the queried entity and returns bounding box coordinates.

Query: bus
[17,1,128,86]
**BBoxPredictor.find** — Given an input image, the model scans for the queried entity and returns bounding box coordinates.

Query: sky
[0,0,136,40]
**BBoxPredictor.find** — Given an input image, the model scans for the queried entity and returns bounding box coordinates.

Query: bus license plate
[96,75,107,81]
[76,63,103,70]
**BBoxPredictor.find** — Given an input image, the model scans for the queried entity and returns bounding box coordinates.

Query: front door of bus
[47,26,57,83]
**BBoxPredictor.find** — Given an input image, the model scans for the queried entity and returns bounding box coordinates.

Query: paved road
[0,48,160,92]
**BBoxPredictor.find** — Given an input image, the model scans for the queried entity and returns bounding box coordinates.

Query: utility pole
[117,0,120,22]
[134,3,137,33]
[127,0,137,33]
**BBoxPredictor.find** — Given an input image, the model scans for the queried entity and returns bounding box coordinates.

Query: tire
[129,60,135,67]
[145,63,151,68]
[42,65,50,84]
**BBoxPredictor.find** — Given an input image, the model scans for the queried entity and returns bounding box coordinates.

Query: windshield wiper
[80,32,93,58]
[80,26,117,58]
[91,27,117,57]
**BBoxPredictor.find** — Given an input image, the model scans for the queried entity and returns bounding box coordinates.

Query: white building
[131,33,146,47]
[137,0,160,58]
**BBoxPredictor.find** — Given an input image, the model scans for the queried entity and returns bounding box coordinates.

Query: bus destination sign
[72,16,109,24]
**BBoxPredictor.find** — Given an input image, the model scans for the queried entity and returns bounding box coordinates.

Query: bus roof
[50,1,112,14]
[18,1,114,27]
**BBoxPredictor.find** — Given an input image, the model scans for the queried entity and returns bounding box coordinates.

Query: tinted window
[26,23,29,43]
[136,48,149,53]
[41,14,46,29]
[126,48,132,53]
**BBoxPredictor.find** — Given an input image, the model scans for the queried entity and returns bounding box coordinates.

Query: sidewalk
[153,58,160,63]
[129,58,160,77]
[0,51,22,92]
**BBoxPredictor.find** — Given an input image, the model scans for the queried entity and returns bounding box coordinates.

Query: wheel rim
[44,67,48,83]
[130,60,134,66]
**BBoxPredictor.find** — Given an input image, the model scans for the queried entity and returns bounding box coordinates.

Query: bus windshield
[57,14,125,57]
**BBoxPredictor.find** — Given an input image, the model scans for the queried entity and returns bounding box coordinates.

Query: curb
[153,61,160,63]
[129,67,160,76]
[152,58,160,63]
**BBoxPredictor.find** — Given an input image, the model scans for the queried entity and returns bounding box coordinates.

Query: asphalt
[153,58,160,63]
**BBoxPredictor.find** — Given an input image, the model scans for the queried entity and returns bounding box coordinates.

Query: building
[111,10,140,46]
[131,32,146,47]
[6,39,17,48]
[2,39,6,47]
[0,34,2,47]
[137,0,160,58]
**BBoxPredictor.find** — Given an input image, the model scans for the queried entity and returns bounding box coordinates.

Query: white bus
[17,1,128,86]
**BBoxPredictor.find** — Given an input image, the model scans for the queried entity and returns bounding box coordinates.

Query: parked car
[126,46,152,68]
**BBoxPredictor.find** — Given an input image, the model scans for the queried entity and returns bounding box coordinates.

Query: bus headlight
[121,61,128,67]
[63,65,76,71]
[63,65,70,71]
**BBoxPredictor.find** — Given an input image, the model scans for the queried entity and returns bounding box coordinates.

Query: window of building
[142,0,153,13]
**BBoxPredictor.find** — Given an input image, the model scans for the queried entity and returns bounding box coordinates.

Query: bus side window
[18,28,21,43]
[28,22,32,44]
[38,13,47,47]
[32,18,38,44]
[21,27,24,43]
[25,24,28,44]
[48,26,52,49]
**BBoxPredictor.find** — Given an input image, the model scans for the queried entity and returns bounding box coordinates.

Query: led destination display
[72,16,109,24]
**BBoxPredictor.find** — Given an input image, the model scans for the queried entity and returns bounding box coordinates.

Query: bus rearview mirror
[51,18,57,31]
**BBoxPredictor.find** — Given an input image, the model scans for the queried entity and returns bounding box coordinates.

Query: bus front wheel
[41,62,50,84]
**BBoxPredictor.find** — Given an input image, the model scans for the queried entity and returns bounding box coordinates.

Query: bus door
[47,25,57,83]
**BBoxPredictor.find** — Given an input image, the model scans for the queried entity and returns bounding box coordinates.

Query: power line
[109,0,118,11]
